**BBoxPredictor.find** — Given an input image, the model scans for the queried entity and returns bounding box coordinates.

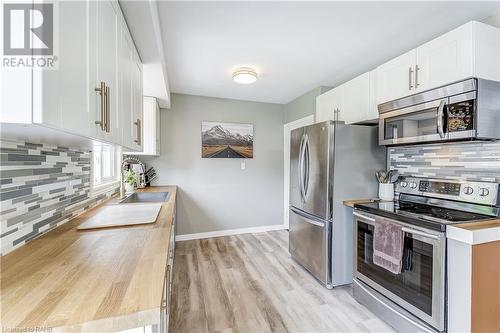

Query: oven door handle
[437,99,446,139]
[353,211,375,223]
[401,227,439,240]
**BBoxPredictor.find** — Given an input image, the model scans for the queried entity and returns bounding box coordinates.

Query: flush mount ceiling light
[232,67,257,84]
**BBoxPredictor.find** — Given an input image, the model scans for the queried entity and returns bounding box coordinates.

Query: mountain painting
[201,121,254,158]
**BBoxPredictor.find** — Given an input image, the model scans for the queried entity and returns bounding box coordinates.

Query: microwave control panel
[396,177,499,206]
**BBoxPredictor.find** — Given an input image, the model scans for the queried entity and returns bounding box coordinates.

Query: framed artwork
[201,121,254,158]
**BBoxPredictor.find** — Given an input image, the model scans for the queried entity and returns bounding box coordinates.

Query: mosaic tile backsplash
[389,141,500,182]
[0,140,118,255]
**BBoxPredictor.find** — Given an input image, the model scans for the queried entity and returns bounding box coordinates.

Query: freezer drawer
[289,207,330,287]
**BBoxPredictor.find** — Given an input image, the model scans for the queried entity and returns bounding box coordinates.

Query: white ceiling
[155,1,499,105]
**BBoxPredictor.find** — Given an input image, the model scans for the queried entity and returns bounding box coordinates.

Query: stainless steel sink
[120,192,170,204]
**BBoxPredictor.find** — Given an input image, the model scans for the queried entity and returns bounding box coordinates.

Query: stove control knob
[479,188,490,197]
[410,182,418,189]
[400,181,408,188]
[463,186,474,195]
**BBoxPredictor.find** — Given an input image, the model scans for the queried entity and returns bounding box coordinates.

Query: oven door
[353,211,446,331]
[379,99,449,145]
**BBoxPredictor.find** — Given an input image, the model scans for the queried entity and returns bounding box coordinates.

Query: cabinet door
[155,102,161,155]
[131,59,143,150]
[93,0,119,143]
[342,72,370,124]
[118,27,135,150]
[416,22,473,92]
[316,86,343,123]
[33,1,90,134]
[367,70,378,121]
[376,50,416,104]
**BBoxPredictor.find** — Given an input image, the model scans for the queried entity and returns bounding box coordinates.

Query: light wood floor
[169,230,395,333]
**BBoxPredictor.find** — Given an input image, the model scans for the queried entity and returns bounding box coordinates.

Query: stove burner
[396,201,493,223]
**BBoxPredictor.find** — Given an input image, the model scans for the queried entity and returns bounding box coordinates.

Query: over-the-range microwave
[378,78,500,146]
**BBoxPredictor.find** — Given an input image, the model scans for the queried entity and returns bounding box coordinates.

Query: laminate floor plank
[170,230,395,333]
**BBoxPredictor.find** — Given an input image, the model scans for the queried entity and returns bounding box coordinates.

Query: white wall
[142,94,284,236]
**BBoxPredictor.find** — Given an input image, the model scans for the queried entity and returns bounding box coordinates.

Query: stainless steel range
[352,177,500,333]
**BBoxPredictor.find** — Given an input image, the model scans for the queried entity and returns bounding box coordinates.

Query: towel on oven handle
[373,219,404,274]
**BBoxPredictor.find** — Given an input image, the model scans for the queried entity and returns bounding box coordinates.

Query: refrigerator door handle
[298,134,306,202]
[290,206,326,227]
[303,134,310,198]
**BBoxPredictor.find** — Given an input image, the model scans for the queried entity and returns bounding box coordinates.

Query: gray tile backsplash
[0,139,118,255]
[389,141,500,182]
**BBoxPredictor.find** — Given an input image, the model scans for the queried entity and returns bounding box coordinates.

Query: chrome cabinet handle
[415,65,420,88]
[408,67,414,90]
[334,108,340,121]
[134,118,141,145]
[94,81,106,130]
[104,85,110,133]
[437,99,446,139]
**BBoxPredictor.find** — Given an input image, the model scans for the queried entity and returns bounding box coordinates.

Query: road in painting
[202,121,254,158]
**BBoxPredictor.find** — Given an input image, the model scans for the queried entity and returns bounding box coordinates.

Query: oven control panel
[396,177,499,206]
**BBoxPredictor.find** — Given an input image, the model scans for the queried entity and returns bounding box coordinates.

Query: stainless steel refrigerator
[289,121,385,288]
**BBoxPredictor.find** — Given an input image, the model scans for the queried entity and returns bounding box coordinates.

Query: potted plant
[123,169,137,194]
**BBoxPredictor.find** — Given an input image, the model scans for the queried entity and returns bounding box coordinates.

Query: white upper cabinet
[316,85,343,123]
[32,1,91,135]
[92,0,120,143]
[415,23,473,92]
[342,71,378,124]
[126,97,160,156]
[376,50,416,105]
[377,21,500,105]
[1,0,143,150]
[131,60,144,151]
[316,70,378,124]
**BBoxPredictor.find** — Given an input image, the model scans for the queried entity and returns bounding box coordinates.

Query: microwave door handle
[437,100,446,139]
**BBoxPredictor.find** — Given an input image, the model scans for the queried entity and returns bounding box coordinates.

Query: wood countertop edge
[343,199,380,208]
[447,218,500,245]
[0,186,177,330]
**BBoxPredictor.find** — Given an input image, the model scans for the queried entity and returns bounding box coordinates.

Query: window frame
[91,147,121,192]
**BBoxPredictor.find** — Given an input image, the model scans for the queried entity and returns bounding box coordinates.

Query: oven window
[447,100,474,132]
[384,109,440,141]
[357,221,433,316]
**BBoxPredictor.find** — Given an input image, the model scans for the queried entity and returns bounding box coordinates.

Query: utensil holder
[379,183,394,201]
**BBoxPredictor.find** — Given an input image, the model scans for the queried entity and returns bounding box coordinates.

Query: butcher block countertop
[0,186,177,332]
[343,199,383,208]
[447,218,500,245]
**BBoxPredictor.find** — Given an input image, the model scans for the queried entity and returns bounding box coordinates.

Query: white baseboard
[175,224,288,242]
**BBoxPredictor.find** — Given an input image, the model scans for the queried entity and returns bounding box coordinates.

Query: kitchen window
[92,146,120,189]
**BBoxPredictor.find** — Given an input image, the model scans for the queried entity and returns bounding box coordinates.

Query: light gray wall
[481,13,500,28]
[142,94,284,236]
[283,86,331,123]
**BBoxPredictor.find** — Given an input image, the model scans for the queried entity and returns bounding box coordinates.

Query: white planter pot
[125,183,135,194]
[378,183,394,201]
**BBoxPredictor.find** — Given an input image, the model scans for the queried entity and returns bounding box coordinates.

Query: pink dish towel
[373,219,404,274]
